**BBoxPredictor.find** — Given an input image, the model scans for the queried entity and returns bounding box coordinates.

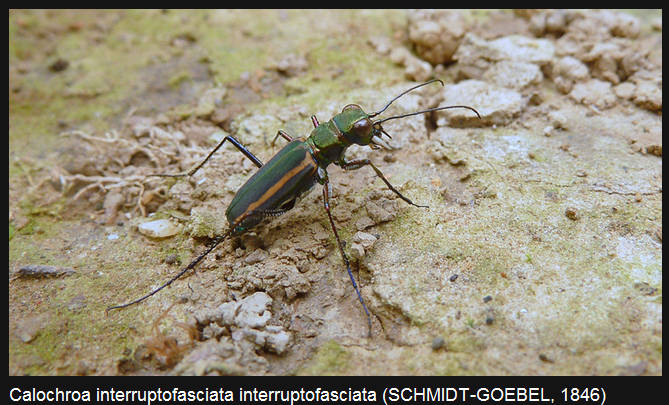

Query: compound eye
[342,104,362,112]
[353,118,371,136]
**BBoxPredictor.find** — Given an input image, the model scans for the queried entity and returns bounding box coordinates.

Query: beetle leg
[339,159,428,208]
[152,135,263,178]
[271,130,294,147]
[321,178,372,337]
[107,222,235,312]
[311,115,320,128]
[107,207,277,313]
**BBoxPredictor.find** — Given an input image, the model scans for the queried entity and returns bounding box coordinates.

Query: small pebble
[353,231,378,249]
[548,111,568,129]
[244,249,268,265]
[449,274,458,282]
[355,216,375,231]
[137,219,180,238]
[16,315,46,343]
[107,233,119,240]
[67,294,87,312]
[619,361,647,376]
[350,243,366,259]
[431,336,445,351]
[49,58,69,72]
[565,207,579,220]
[483,295,492,303]
[484,307,495,325]
[634,282,657,296]
[164,254,179,265]
[539,353,554,363]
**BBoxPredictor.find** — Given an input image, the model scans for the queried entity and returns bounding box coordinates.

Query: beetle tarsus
[322,180,373,337]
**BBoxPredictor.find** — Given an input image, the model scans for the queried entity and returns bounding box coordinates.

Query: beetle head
[336,80,481,151]
[333,104,383,148]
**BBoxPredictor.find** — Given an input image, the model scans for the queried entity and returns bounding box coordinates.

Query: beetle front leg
[152,135,264,178]
[321,177,372,337]
[339,159,428,208]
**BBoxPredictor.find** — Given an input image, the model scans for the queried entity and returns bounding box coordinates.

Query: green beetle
[108,80,480,336]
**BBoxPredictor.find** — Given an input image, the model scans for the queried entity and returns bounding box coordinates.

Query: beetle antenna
[368,79,445,118]
[373,105,481,125]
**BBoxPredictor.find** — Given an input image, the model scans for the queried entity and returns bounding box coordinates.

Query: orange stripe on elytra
[234,152,317,223]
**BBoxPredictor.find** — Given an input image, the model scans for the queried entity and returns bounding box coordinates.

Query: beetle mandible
[107,79,480,336]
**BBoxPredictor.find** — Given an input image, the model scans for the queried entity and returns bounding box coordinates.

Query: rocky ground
[9,10,661,375]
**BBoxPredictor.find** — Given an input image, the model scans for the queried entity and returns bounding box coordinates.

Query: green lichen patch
[296,340,352,375]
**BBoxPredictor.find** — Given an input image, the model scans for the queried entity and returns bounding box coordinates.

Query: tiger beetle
[107,79,480,336]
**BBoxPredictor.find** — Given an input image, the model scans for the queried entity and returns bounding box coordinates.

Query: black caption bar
[8,376,656,405]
